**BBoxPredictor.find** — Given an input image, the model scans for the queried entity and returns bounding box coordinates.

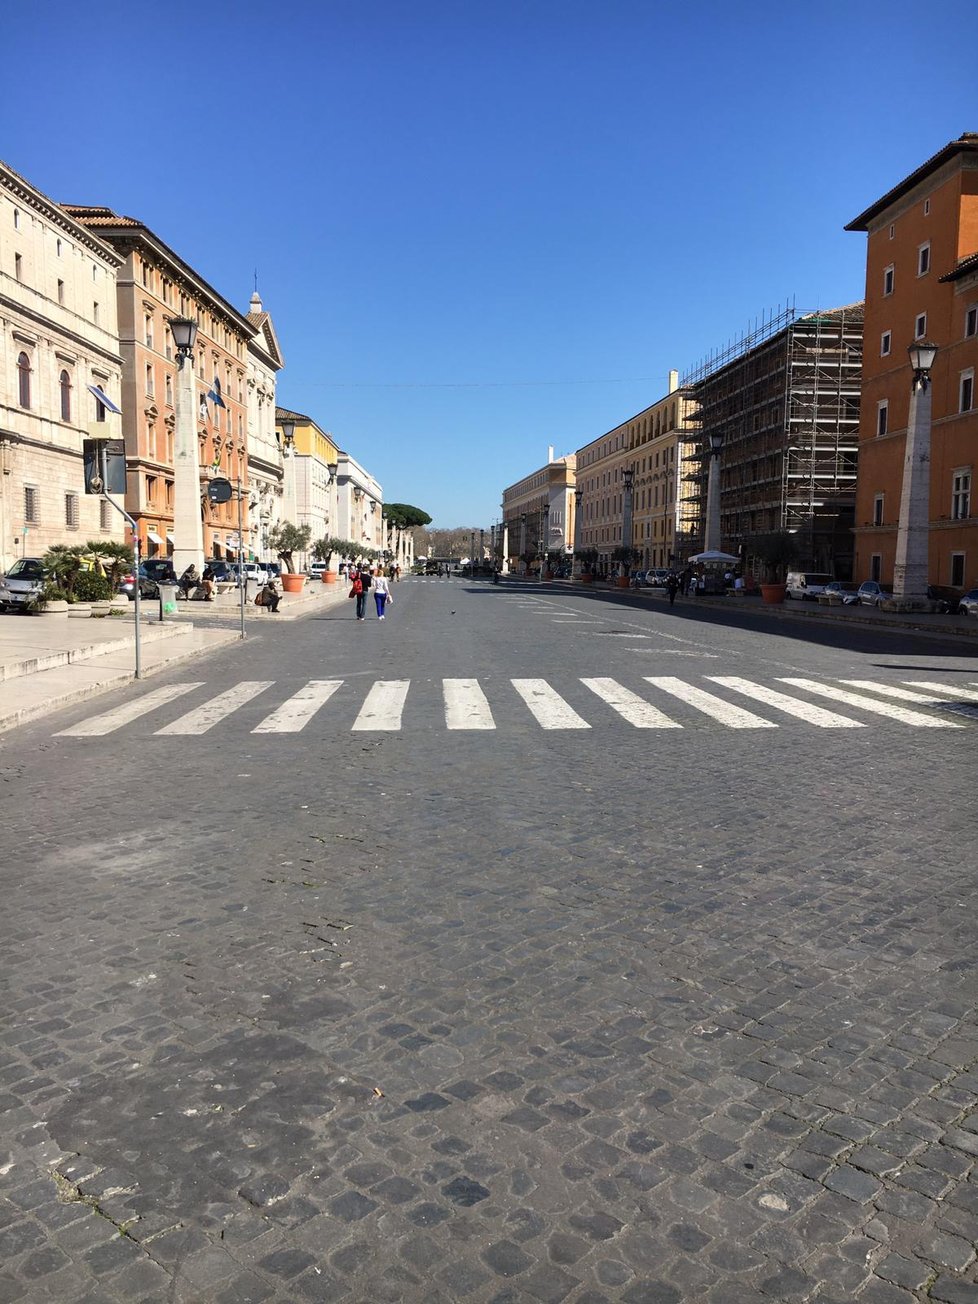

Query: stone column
[893,374,932,603]
[172,352,204,576]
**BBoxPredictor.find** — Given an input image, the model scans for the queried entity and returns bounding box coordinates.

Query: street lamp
[520,513,527,571]
[893,340,938,604]
[539,504,550,583]
[169,317,204,576]
[573,486,583,577]
[621,466,634,577]
[703,432,723,553]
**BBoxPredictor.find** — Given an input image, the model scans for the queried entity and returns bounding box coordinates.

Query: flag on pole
[207,377,227,409]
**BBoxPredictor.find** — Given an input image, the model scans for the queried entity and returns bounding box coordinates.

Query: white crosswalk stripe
[56,682,204,736]
[155,681,274,734]
[56,676,974,737]
[644,675,777,729]
[707,676,865,728]
[511,679,590,729]
[581,678,681,728]
[252,680,343,733]
[777,678,963,728]
[444,679,495,730]
[352,679,410,730]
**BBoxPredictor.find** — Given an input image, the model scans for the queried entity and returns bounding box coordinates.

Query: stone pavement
[0,578,348,734]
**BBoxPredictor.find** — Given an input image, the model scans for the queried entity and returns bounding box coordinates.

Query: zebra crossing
[54,676,978,738]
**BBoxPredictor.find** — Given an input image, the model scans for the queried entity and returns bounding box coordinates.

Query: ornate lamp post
[893,340,938,604]
[704,432,723,553]
[621,466,634,576]
[169,316,204,576]
[539,503,550,583]
[573,486,583,577]
[519,513,526,572]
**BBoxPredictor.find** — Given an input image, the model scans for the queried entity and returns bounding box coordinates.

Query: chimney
[668,369,679,393]
[548,445,554,463]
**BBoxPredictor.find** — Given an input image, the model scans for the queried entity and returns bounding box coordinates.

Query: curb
[0,622,186,683]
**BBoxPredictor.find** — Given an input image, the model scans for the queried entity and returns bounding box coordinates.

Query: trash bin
[158,581,179,620]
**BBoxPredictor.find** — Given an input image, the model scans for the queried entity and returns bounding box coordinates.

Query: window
[165,374,173,405]
[883,265,894,296]
[889,223,895,239]
[961,370,975,414]
[880,331,891,357]
[92,263,97,281]
[871,554,882,582]
[14,252,22,281]
[13,208,19,229]
[94,388,106,422]
[60,370,72,422]
[145,314,153,348]
[877,401,888,436]
[17,352,31,408]
[951,553,965,587]
[93,301,99,325]
[914,313,927,339]
[966,306,977,338]
[924,198,931,216]
[56,238,62,256]
[100,499,112,530]
[146,475,157,504]
[57,278,65,305]
[65,492,79,529]
[146,364,154,397]
[952,470,971,520]
[24,486,38,524]
[873,494,884,526]
[918,242,930,276]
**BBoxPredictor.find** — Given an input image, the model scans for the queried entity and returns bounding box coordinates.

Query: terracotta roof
[845,133,978,231]
[61,205,141,227]
[275,406,312,423]
[939,250,978,283]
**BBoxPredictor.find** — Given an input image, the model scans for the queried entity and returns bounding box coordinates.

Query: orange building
[846,133,978,590]
[64,207,255,561]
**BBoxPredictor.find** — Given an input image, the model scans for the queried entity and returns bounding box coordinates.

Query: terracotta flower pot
[616,576,631,588]
[579,573,593,584]
[322,571,338,584]
[281,573,305,594]
[760,583,787,605]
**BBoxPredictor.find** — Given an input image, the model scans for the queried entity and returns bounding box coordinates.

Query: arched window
[60,370,72,422]
[17,353,32,409]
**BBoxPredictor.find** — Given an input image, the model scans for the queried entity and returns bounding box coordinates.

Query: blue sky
[6,0,975,527]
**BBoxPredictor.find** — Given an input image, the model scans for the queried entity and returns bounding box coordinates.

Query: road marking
[581,677,681,728]
[645,676,777,728]
[252,680,343,733]
[838,680,967,706]
[444,678,495,730]
[777,678,962,728]
[155,681,274,734]
[707,676,864,728]
[352,679,410,730]
[511,679,590,729]
[900,681,978,703]
[56,682,204,736]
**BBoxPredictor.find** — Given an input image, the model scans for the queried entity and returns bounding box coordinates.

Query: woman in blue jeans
[373,569,392,619]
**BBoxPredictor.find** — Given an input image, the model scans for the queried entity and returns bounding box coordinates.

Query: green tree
[85,540,134,590]
[312,536,353,570]
[752,530,801,582]
[42,545,87,598]
[268,522,312,573]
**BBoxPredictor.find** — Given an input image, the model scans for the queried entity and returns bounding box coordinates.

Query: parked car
[856,580,893,607]
[926,585,962,614]
[821,580,860,605]
[203,560,240,585]
[0,557,46,611]
[786,571,833,601]
[120,560,173,600]
[958,588,978,617]
[629,570,647,588]
[309,561,328,578]
[645,568,671,587]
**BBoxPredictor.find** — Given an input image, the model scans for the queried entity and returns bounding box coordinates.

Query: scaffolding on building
[678,303,864,574]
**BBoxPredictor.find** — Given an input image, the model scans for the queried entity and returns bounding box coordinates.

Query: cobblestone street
[1,581,976,1302]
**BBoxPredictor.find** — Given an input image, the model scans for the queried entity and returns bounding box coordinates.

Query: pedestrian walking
[373,568,393,619]
[349,566,367,620]
[393,565,401,582]
[666,573,680,606]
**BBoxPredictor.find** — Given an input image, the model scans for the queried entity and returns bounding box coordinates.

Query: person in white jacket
[373,568,393,619]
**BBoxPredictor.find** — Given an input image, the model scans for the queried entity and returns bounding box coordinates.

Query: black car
[927,585,962,614]
[120,560,173,600]
[203,560,241,584]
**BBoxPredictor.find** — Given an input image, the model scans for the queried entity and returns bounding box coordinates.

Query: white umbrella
[688,550,739,563]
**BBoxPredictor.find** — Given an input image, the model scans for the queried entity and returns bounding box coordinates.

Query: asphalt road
[1,577,976,1304]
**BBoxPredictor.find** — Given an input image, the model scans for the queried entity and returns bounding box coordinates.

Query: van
[786,572,833,601]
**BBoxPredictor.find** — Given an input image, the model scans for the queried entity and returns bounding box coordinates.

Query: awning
[146,531,163,544]
[166,533,174,543]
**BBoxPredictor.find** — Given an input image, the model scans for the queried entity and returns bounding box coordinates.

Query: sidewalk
[0,578,347,734]
[559,577,978,641]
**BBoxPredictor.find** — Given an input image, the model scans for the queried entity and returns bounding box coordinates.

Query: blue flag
[207,377,227,409]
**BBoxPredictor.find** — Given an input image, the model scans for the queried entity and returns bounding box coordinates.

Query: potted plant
[311,536,349,583]
[268,522,312,593]
[752,531,801,604]
[576,548,598,582]
[611,545,639,588]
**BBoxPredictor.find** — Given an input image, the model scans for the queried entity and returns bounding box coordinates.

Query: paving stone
[929,1279,978,1304]
[914,1228,977,1272]
[876,1252,933,1291]
[482,1239,533,1277]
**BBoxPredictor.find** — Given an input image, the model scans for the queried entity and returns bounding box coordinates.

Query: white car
[786,572,833,601]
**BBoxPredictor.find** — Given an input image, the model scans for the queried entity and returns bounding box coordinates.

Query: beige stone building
[500,453,577,572]
[245,292,285,562]
[65,205,256,562]
[576,372,695,574]
[0,161,125,570]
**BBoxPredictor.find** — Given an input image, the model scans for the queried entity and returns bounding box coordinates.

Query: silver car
[959,588,978,617]
[0,558,45,611]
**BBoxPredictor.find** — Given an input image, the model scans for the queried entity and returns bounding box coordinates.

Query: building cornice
[1,293,123,368]
[845,133,978,231]
[1,161,124,266]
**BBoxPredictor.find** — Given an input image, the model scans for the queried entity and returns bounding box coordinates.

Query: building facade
[335,452,383,554]
[845,133,978,590]
[500,454,576,572]
[681,305,864,576]
[275,406,339,570]
[65,206,256,562]
[245,292,284,563]
[576,373,692,574]
[0,162,125,570]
